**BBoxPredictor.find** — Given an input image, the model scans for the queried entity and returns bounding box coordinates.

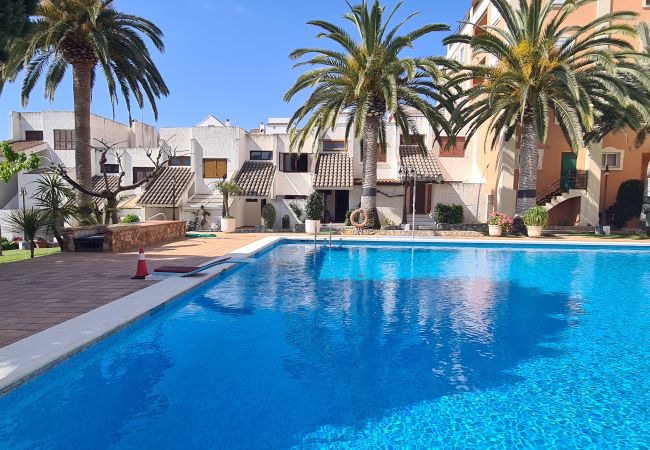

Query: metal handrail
[536,170,588,206]
[146,212,167,221]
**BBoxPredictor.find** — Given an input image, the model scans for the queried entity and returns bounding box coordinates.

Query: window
[169,156,191,166]
[250,151,273,161]
[203,159,228,178]
[439,137,466,158]
[133,167,154,183]
[552,0,565,5]
[101,164,119,174]
[458,47,465,64]
[322,140,346,152]
[602,152,621,169]
[360,141,386,162]
[279,153,308,172]
[54,129,75,150]
[25,130,43,141]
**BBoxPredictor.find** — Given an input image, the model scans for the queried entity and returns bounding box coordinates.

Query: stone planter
[305,219,321,235]
[488,224,502,237]
[221,217,237,233]
[527,225,544,238]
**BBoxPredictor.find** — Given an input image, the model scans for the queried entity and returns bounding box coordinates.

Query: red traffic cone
[131,248,150,279]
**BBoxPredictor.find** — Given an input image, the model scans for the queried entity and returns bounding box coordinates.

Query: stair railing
[536,170,588,206]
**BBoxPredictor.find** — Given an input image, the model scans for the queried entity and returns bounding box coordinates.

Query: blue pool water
[1,241,650,448]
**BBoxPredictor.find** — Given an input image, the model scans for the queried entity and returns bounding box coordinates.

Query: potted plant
[487,212,514,237]
[304,192,324,235]
[212,179,242,233]
[522,206,549,238]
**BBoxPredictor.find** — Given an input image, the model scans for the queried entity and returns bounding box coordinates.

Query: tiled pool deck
[0,233,268,348]
[0,233,647,350]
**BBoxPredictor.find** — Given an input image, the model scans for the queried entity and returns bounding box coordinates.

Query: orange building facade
[445,0,650,227]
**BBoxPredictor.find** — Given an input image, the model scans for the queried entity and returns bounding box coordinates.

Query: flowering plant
[487,212,514,232]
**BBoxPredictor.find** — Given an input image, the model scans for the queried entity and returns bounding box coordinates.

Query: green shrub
[511,216,526,235]
[613,179,644,228]
[344,209,354,226]
[289,202,303,222]
[434,203,463,224]
[281,214,290,229]
[1,237,18,251]
[522,206,549,227]
[121,214,140,223]
[305,192,325,220]
[261,203,276,229]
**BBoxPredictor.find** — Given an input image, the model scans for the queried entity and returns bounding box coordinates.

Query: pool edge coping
[2,234,649,394]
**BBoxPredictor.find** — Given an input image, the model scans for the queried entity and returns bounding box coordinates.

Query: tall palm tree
[586,22,650,146]
[445,0,649,214]
[285,0,455,228]
[1,0,169,210]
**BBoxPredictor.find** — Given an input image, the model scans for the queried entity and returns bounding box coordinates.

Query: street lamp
[171,176,177,221]
[600,164,610,227]
[398,165,418,238]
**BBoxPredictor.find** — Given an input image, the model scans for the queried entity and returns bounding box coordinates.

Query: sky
[0,0,471,138]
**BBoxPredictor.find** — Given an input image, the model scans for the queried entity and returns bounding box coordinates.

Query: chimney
[260,121,265,133]
[225,118,231,127]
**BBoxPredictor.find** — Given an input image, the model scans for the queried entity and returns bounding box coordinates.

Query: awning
[138,166,193,207]
[399,145,444,183]
[313,152,353,189]
[233,161,275,197]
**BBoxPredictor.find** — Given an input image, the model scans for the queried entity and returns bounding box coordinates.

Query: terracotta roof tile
[91,175,120,193]
[313,152,353,188]
[6,140,46,152]
[233,161,275,197]
[399,145,444,182]
[139,166,193,206]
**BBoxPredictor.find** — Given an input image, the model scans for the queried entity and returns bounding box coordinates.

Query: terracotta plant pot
[527,225,544,238]
[220,217,236,233]
[305,219,321,235]
[488,224,502,237]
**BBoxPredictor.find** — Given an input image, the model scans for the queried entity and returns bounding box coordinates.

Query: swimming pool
[1,241,649,448]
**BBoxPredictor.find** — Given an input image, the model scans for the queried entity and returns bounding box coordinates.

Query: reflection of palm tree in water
[280,274,572,428]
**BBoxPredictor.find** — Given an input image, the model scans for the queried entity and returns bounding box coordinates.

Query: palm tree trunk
[361,115,380,229]
[72,63,94,211]
[516,108,540,215]
[29,240,35,259]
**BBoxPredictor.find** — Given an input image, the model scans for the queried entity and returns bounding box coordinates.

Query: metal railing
[536,170,588,206]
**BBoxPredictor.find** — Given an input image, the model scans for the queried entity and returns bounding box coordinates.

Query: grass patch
[0,247,61,264]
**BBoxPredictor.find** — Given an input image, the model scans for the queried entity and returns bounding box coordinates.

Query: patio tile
[0,233,269,348]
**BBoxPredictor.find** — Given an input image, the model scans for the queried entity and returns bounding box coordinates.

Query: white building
[2,109,488,234]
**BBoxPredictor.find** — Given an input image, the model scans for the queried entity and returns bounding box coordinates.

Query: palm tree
[445,0,649,214]
[586,22,650,146]
[7,208,50,259]
[1,0,169,210]
[0,0,37,63]
[285,0,455,228]
[33,173,78,249]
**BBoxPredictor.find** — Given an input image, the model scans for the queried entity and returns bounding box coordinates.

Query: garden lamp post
[398,166,418,238]
[600,165,610,227]
[171,176,177,221]
[398,166,409,226]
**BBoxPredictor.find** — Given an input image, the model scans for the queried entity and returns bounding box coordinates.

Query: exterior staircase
[536,170,588,210]
[411,213,437,230]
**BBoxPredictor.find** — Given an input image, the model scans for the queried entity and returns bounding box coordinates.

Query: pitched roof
[6,140,47,152]
[233,161,275,197]
[92,175,120,193]
[313,152,354,188]
[399,145,444,183]
[139,166,193,207]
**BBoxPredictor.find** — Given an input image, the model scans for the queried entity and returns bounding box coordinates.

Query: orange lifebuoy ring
[350,208,369,228]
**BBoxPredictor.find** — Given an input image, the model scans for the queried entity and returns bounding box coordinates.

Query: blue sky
[0,0,470,138]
